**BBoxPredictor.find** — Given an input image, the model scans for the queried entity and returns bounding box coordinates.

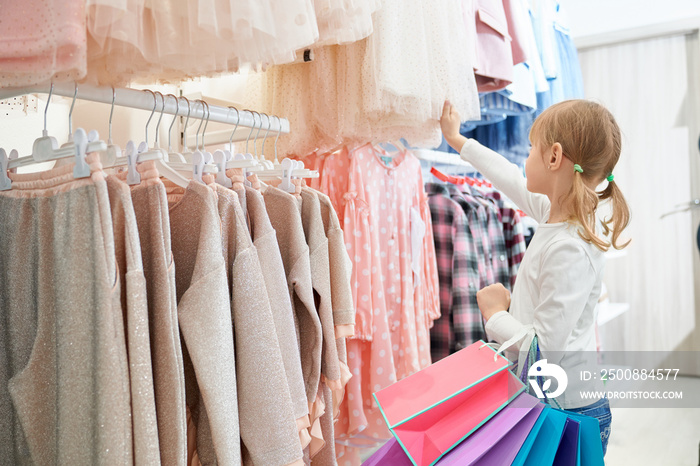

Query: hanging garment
[209,183,303,466]
[315,190,354,465]
[243,184,311,445]
[446,184,493,287]
[313,0,380,47]
[484,190,526,288]
[317,191,355,336]
[0,0,87,86]
[0,155,132,464]
[245,0,480,158]
[85,0,320,85]
[263,184,324,442]
[320,145,438,465]
[472,0,515,91]
[300,187,341,459]
[106,174,161,465]
[470,186,511,291]
[425,182,485,361]
[165,180,241,465]
[117,161,188,466]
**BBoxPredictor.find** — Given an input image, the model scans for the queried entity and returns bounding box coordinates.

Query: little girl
[440,99,630,456]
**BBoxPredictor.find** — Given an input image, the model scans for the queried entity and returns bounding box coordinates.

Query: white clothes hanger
[256,114,319,187]
[167,100,218,184]
[166,95,187,163]
[101,86,121,167]
[8,82,107,171]
[112,89,190,187]
[214,106,238,188]
[180,98,197,163]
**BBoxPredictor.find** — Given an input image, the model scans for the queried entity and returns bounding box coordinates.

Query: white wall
[560,0,700,44]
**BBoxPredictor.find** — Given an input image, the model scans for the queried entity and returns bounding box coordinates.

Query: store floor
[354,376,700,465]
[605,375,700,466]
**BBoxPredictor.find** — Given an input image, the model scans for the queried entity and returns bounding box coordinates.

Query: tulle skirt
[84,0,379,85]
[245,0,481,157]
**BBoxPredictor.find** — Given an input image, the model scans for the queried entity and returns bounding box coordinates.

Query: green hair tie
[573,164,584,174]
[607,173,615,182]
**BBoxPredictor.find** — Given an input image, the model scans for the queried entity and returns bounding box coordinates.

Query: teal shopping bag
[562,412,605,466]
[514,406,568,466]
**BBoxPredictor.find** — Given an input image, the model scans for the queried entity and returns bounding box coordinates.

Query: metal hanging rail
[0,81,290,139]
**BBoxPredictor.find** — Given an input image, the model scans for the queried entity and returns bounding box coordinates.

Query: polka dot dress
[320,145,440,464]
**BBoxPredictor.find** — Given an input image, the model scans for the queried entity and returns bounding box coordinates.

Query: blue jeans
[567,397,612,456]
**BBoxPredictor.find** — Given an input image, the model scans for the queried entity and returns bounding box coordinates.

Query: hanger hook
[261,113,272,159]
[167,94,179,152]
[201,101,210,151]
[245,110,257,155]
[143,89,157,146]
[180,96,191,151]
[253,111,263,158]
[108,86,116,144]
[228,106,240,150]
[68,82,78,138]
[154,91,165,148]
[43,82,54,137]
[194,100,205,151]
[273,116,282,164]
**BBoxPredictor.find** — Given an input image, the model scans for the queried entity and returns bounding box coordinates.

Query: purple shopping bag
[438,392,544,465]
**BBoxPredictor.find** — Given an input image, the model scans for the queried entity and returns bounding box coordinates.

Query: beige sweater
[263,186,323,409]
[167,181,241,466]
[213,184,303,466]
[244,186,309,425]
[120,161,188,466]
[106,175,161,465]
[0,158,132,464]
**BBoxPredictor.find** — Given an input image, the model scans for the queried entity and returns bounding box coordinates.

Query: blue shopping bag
[553,417,580,466]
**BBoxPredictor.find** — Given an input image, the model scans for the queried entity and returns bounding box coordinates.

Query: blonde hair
[530,99,630,251]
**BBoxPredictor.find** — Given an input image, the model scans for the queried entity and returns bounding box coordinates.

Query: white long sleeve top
[460,139,606,408]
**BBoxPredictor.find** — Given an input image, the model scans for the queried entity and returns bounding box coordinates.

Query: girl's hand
[440,101,467,153]
[476,283,511,322]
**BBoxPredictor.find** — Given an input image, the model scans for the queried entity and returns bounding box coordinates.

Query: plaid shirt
[483,190,527,288]
[426,184,486,361]
[470,188,511,292]
[446,185,492,290]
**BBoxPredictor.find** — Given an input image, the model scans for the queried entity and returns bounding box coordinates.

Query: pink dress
[319,145,439,463]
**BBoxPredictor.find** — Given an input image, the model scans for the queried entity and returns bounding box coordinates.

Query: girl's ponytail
[598,179,631,250]
[568,169,610,251]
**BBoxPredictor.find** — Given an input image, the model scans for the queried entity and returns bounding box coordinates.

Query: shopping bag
[553,417,581,466]
[558,411,605,466]
[363,393,543,466]
[361,437,413,466]
[438,392,545,465]
[373,340,525,466]
[514,405,568,466]
[510,403,551,466]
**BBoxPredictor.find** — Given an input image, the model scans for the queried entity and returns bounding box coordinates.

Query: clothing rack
[0,82,290,142]
[413,148,475,171]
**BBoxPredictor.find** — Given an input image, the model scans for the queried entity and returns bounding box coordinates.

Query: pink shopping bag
[373,341,525,466]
